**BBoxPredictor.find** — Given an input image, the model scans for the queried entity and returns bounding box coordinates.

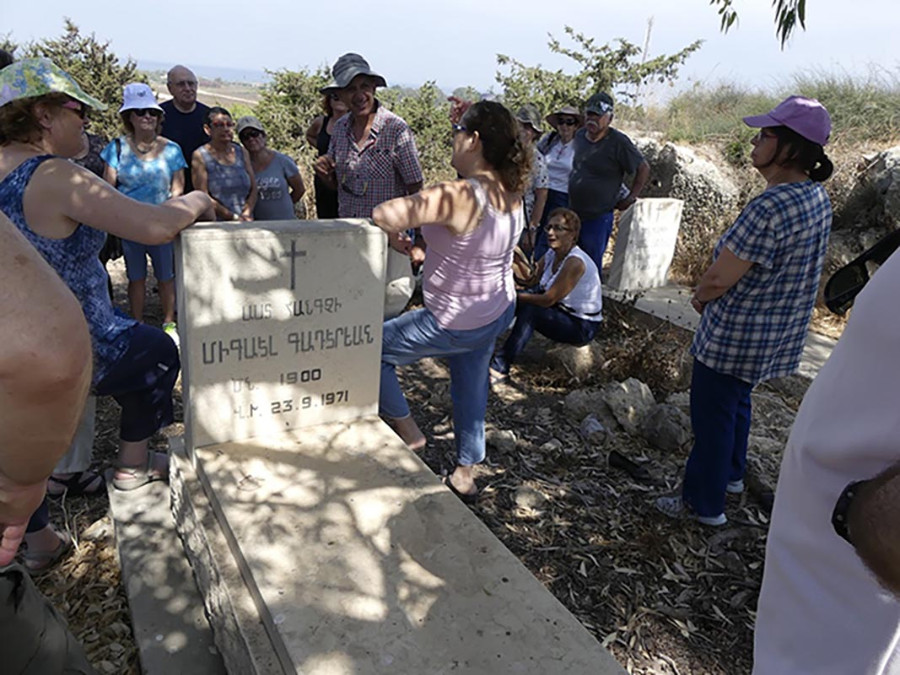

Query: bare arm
[530,188,548,232]
[372,180,481,236]
[287,172,306,204]
[240,146,258,221]
[846,462,900,595]
[170,168,185,198]
[305,116,324,150]
[616,160,650,210]
[25,159,212,244]
[314,155,337,190]
[0,212,91,564]
[103,163,117,187]
[518,257,585,308]
[691,247,754,311]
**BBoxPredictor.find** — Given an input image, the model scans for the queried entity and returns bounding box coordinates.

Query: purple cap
[743,96,831,146]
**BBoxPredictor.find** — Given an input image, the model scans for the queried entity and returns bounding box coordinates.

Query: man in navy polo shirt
[160,65,209,193]
[568,92,649,274]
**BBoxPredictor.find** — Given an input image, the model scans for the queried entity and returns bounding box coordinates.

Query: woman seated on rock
[490,208,602,381]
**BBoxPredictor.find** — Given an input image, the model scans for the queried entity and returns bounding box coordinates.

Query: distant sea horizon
[137,59,271,84]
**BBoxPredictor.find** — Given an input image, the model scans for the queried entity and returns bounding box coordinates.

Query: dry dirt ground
[31,259,811,675]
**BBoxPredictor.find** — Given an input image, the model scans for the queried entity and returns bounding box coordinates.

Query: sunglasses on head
[824,229,900,314]
[558,117,578,126]
[61,100,87,119]
[132,108,162,118]
[240,129,262,140]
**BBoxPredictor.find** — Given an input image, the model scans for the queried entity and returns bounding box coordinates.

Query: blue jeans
[577,211,615,276]
[122,240,175,282]
[533,189,570,262]
[490,302,600,374]
[380,303,515,466]
[682,358,754,517]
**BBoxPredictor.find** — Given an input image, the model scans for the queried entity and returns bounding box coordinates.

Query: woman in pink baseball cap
[657,96,834,527]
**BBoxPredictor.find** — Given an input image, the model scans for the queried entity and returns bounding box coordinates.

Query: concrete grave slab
[607,198,684,291]
[175,220,387,451]
[181,419,625,675]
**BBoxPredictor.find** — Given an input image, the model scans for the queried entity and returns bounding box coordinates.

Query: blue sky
[3,0,898,98]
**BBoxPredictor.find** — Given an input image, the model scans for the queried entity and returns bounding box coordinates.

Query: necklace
[133,137,155,155]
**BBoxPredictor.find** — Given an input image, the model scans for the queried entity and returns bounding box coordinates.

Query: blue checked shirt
[691,181,832,385]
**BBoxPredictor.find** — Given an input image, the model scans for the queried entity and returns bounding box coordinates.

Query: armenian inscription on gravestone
[175,220,387,451]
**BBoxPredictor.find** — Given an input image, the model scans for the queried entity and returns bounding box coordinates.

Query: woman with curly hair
[371,100,531,502]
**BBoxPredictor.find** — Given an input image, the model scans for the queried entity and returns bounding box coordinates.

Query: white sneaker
[654,495,727,527]
[726,479,745,494]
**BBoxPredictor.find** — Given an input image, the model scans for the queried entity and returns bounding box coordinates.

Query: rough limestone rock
[850,147,900,229]
[747,435,784,456]
[640,403,692,453]
[486,428,517,453]
[563,389,621,431]
[665,391,691,416]
[515,486,548,511]
[579,414,609,446]
[601,378,656,435]
[546,341,604,379]
[635,138,740,274]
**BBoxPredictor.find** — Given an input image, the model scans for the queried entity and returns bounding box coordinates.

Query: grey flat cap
[320,53,387,93]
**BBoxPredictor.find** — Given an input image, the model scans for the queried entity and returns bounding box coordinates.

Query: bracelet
[832,480,866,545]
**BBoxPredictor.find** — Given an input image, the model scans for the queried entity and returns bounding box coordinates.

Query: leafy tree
[712,0,804,46]
[17,19,143,140]
[254,65,331,161]
[496,26,702,115]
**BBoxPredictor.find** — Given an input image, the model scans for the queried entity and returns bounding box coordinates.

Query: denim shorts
[122,240,175,282]
[94,323,180,441]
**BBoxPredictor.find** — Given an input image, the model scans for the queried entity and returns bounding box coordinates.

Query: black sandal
[442,476,479,505]
[47,470,105,498]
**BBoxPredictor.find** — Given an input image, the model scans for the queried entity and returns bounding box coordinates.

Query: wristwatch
[832,480,866,545]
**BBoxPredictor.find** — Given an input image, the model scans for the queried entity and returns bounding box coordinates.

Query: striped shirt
[691,180,832,385]
[328,102,423,218]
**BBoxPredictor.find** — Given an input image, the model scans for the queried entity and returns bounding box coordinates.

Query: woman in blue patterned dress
[0,59,212,569]
[656,97,835,527]
[191,106,257,221]
[102,83,186,342]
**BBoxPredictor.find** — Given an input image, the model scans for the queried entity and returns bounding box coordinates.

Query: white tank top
[539,246,603,321]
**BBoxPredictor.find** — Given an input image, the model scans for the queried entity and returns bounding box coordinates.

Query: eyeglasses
[452,123,467,133]
[240,129,262,140]
[169,79,197,88]
[558,118,578,126]
[61,100,87,119]
[545,223,574,233]
[753,129,779,142]
[132,108,162,118]
[824,229,900,314]
[210,120,235,129]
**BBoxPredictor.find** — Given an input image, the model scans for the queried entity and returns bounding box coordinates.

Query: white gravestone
[175,220,387,451]
[607,198,684,291]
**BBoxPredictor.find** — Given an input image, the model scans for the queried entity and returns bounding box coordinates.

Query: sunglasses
[557,118,578,126]
[210,120,235,129]
[545,222,574,233]
[240,129,263,140]
[132,108,162,118]
[61,100,87,119]
[824,229,900,314]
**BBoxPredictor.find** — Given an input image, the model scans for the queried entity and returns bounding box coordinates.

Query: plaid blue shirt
[691,181,832,384]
